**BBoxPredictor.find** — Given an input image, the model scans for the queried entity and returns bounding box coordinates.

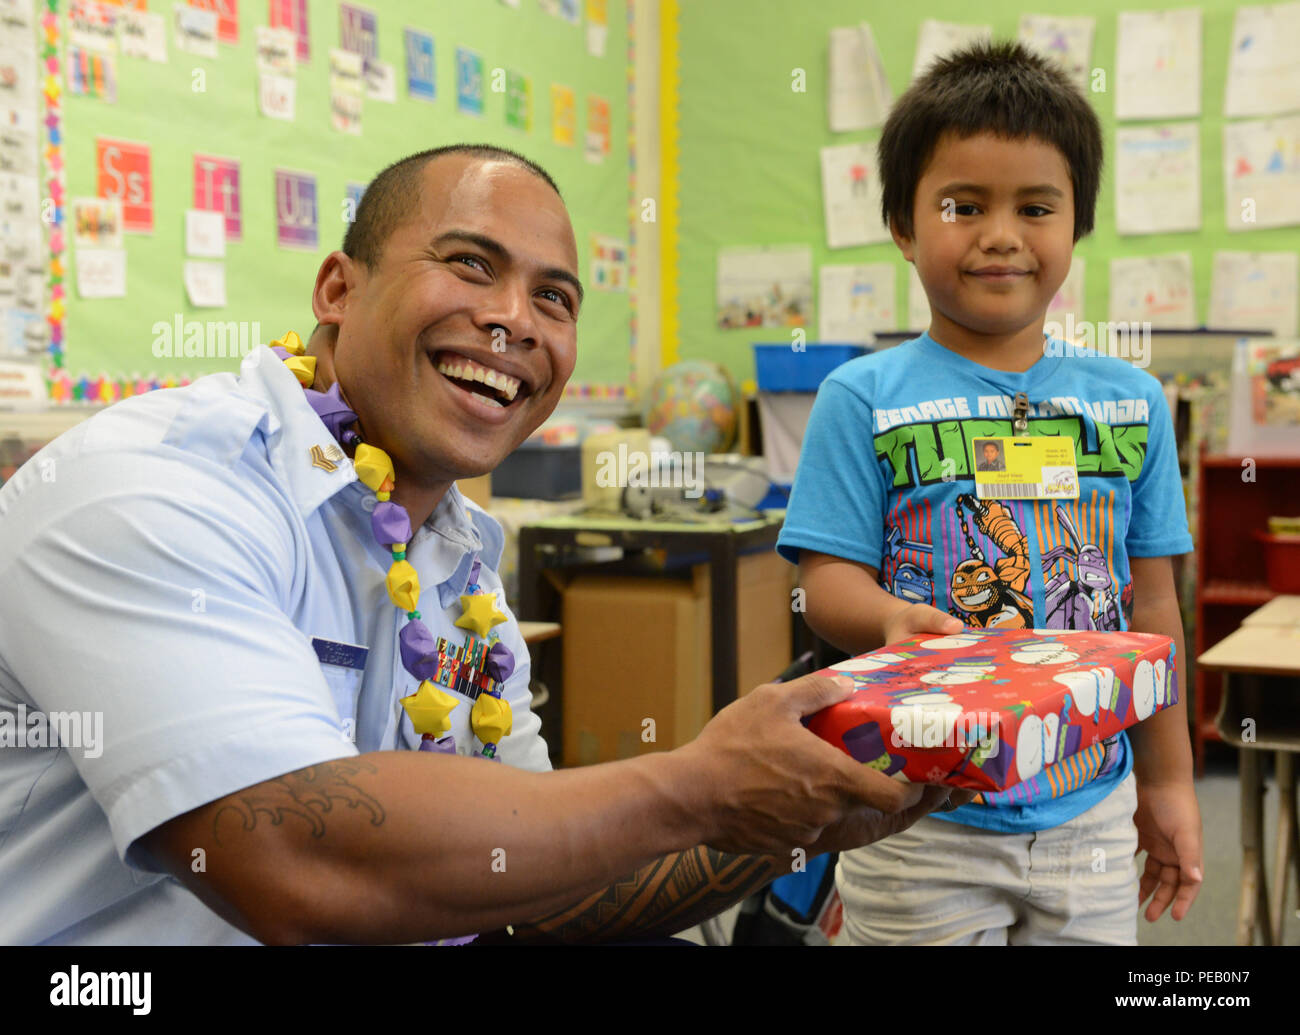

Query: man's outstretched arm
[140,675,947,944]
[505,848,785,943]
[506,782,967,944]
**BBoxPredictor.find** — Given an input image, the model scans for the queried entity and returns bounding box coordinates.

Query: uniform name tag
[311,637,370,671]
[972,435,1079,500]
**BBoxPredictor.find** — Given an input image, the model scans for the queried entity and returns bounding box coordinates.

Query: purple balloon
[303,381,359,442]
[372,500,412,546]
[399,619,440,681]
[418,735,457,755]
[486,640,515,682]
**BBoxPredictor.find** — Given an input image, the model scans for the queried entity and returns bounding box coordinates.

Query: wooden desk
[1241,595,1300,628]
[517,513,787,763]
[1199,625,1300,673]
[1198,620,1300,945]
[517,621,562,645]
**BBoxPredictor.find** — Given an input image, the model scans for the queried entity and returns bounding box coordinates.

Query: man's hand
[1134,779,1203,922]
[674,673,959,856]
[808,785,976,855]
[882,602,964,646]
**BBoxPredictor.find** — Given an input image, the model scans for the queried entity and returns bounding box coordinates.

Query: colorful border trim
[561,0,634,403]
[40,0,192,405]
[41,0,64,376]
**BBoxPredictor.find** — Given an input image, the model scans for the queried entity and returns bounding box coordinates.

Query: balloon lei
[269,332,514,759]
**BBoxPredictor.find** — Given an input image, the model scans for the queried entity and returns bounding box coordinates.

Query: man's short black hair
[878,40,1103,243]
[341,144,563,269]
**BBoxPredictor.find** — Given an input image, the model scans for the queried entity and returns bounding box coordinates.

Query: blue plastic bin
[753,343,869,392]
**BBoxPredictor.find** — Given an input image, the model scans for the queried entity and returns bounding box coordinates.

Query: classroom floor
[680,748,1299,946]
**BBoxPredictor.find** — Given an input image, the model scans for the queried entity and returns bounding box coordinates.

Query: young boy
[776,41,1203,944]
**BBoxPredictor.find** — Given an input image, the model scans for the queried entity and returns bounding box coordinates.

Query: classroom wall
[55,0,632,390]
[671,0,1300,384]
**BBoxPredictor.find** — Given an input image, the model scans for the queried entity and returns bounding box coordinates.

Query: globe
[643,360,739,454]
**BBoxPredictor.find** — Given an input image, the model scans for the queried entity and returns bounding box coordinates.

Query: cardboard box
[805,628,1177,792]
[734,549,797,695]
[561,551,793,766]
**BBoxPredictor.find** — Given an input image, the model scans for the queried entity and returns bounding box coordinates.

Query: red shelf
[1202,454,1300,469]
[1193,453,1298,775]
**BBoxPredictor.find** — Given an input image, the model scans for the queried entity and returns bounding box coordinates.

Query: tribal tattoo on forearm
[212,759,386,845]
[515,847,786,944]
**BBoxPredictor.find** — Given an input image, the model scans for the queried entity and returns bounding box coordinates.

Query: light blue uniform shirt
[0,346,550,944]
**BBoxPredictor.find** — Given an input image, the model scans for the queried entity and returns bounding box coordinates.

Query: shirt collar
[237,345,360,521]
[237,345,502,592]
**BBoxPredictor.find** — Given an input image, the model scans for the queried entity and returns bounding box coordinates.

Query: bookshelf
[1192,453,1300,773]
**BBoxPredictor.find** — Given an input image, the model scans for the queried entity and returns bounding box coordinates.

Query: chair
[1213,671,1300,944]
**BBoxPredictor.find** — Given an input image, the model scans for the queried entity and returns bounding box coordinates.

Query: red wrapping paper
[805,628,1177,792]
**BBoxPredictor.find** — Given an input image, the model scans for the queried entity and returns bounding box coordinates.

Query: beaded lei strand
[269,332,514,759]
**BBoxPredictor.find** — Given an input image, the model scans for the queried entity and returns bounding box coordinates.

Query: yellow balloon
[471,694,513,745]
[400,681,459,736]
[386,560,420,611]
[270,331,305,356]
[354,443,395,493]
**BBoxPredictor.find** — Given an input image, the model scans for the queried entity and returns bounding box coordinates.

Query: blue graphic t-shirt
[777,332,1193,832]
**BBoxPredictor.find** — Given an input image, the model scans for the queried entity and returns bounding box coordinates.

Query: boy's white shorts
[836,771,1139,945]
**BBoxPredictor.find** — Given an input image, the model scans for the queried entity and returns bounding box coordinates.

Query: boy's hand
[882,602,965,646]
[1133,779,1203,922]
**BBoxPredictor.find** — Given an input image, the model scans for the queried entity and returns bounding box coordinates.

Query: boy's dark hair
[878,40,1102,243]
[341,144,563,269]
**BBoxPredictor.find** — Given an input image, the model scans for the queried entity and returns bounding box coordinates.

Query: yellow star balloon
[270,331,304,355]
[455,593,507,638]
[400,680,459,736]
[283,355,316,386]
[471,693,513,746]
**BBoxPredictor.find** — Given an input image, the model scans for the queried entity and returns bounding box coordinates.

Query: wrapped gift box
[805,628,1177,792]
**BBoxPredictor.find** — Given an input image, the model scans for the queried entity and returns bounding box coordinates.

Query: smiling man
[0,145,961,945]
[313,148,583,529]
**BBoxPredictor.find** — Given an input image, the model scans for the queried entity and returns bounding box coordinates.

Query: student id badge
[972,436,1079,500]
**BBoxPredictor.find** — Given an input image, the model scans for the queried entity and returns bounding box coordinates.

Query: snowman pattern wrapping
[806,628,1176,792]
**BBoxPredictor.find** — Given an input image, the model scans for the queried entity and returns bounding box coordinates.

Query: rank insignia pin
[310,444,339,472]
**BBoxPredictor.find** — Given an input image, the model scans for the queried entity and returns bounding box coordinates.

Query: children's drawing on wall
[716,245,812,330]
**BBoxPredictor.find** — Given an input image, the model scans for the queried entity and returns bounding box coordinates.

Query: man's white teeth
[436,358,520,401]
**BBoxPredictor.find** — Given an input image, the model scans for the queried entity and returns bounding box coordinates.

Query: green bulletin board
[674,0,1300,384]
[59,0,631,389]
